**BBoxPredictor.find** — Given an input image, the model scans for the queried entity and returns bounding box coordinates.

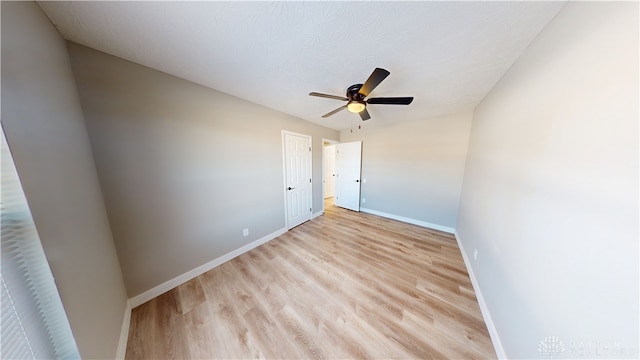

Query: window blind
[1,127,80,359]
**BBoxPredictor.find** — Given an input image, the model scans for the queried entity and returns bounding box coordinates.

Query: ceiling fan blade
[358,68,390,97]
[309,92,349,101]
[322,105,348,118]
[367,97,414,105]
[359,108,371,121]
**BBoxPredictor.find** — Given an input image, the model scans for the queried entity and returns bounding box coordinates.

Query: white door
[283,131,312,229]
[335,141,362,212]
[323,145,336,198]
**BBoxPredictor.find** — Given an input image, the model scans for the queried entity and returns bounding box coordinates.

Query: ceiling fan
[309,68,414,121]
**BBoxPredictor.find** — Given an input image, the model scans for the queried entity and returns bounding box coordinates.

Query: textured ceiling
[38,1,565,131]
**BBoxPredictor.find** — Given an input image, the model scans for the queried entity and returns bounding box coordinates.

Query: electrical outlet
[243,228,249,237]
[362,198,366,204]
[474,249,478,261]
[363,178,367,184]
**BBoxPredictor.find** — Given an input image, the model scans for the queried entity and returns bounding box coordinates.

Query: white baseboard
[312,211,323,219]
[129,227,287,308]
[360,207,455,234]
[454,230,507,359]
[115,300,132,359]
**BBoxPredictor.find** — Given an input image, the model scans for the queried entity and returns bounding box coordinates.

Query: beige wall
[341,112,473,230]
[457,2,639,358]
[67,43,339,297]
[1,2,129,358]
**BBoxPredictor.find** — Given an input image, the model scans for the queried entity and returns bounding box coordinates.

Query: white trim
[322,138,340,145]
[454,230,507,359]
[312,211,323,219]
[115,300,132,359]
[360,207,455,234]
[281,131,290,230]
[129,227,287,308]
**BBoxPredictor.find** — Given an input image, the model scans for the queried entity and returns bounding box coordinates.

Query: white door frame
[321,138,339,213]
[282,130,313,230]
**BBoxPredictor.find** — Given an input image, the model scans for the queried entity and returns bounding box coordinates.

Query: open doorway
[322,139,363,214]
[334,141,362,212]
[322,138,339,213]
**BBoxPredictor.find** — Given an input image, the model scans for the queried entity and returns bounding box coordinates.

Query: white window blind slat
[1,127,80,359]
[1,276,36,360]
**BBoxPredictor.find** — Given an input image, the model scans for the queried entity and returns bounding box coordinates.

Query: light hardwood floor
[125,199,496,359]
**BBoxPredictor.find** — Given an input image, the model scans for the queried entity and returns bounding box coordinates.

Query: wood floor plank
[126,199,496,359]
[178,278,206,315]
[127,297,165,360]
[155,289,188,359]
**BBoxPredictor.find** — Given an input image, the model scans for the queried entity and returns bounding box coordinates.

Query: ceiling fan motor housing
[346,84,367,113]
[347,84,365,102]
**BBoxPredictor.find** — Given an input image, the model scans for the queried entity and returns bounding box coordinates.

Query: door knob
[287,187,295,190]
[355,180,360,182]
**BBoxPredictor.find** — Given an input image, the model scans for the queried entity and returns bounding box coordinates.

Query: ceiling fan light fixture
[347,101,366,114]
